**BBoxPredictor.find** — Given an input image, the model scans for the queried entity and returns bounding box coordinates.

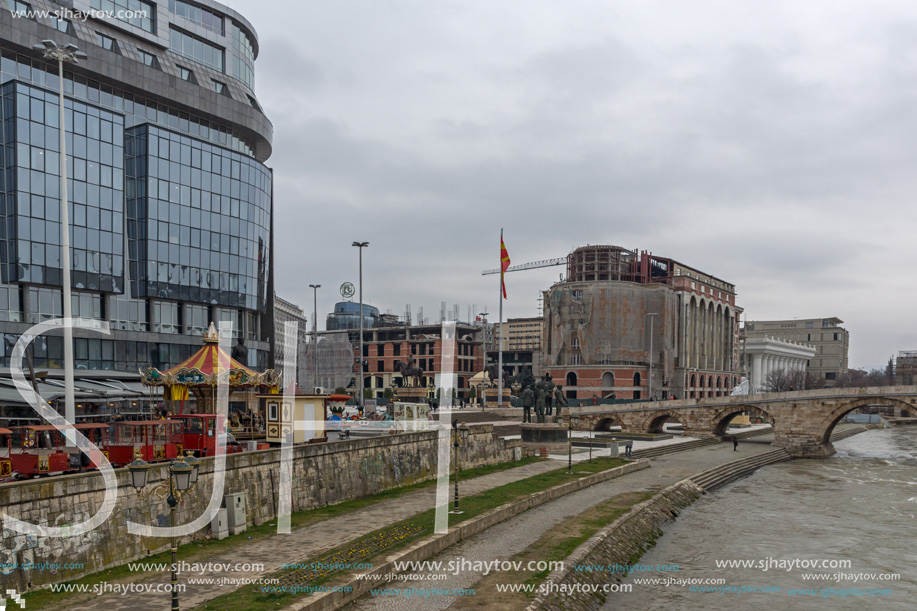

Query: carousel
[139,322,281,421]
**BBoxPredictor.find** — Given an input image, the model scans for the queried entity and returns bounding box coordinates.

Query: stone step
[691,451,788,484]
[690,450,791,491]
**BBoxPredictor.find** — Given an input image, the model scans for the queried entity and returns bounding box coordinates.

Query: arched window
[602,372,615,388]
[633,372,641,387]
[690,374,696,387]
[566,371,578,386]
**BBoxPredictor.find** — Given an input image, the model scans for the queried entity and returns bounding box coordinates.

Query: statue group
[521,372,567,424]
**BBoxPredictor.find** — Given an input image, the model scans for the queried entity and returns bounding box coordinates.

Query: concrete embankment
[525,426,873,611]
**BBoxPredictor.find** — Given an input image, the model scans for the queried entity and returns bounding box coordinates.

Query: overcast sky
[232,0,917,369]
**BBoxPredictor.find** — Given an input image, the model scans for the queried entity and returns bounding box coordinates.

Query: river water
[612,427,917,610]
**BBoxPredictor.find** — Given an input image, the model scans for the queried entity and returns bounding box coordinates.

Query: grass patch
[20,456,545,610]
[195,457,628,611]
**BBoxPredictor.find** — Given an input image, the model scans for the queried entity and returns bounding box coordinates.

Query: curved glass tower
[0,0,275,383]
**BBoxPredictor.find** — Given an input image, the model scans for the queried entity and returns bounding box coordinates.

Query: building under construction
[543,244,742,400]
[895,351,917,386]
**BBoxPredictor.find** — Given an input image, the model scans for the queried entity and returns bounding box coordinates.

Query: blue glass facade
[125,124,270,309]
[326,301,380,331]
[0,81,124,292]
[0,0,274,377]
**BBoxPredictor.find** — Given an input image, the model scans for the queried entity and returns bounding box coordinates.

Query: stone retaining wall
[0,424,524,591]
[526,480,703,611]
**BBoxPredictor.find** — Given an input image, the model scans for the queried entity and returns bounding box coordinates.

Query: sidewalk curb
[286,460,650,611]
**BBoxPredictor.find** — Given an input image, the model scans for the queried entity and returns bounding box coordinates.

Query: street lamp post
[352,242,369,409]
[450,421,469,514]
[647,313,658,401]
[567,414,580,474]
[479,312,488,407]
[129,452,199,610]
[32,40,86,445]
[309,284,321,392]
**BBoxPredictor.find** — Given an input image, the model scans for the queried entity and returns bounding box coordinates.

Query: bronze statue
[522,386,534,423]
[231,338,248,362]
[543,373,555,416]
[535,382,547,423]
[395,356,424,387]
[553,385,567,423]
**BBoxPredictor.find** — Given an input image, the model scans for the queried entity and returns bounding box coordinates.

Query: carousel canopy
[140,322,279,390]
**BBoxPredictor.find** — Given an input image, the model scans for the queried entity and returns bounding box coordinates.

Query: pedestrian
[624,440,633,458]
[732,435,738,451]
[592,394,598,406]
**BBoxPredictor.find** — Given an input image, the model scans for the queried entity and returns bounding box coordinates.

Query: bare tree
[835,369,868,388]
[766,368,814,392]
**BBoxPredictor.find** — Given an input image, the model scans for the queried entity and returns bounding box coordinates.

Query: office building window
[27,288,102,322]
[0,285,22,321]
[90,0,155,32]
[7,0,30,16]
[137,49,160,69]
[52,18,71,33]
[153,301,179,333]
[215,307,241,338]
[212,79,227,95]
[169,0,224,35]
[185,303,208,335]
[178,66,193,81]
[96,33,121,54]
[110,296,147,331]
[169,27,224,72]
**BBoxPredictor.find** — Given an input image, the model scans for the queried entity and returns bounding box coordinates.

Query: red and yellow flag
[500,234,511,299]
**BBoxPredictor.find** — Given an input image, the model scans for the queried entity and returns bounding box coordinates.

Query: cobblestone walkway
[71,460,563,611]
[347,437,778,611]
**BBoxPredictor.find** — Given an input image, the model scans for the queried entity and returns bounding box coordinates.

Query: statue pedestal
[484,388,511,407]
[520,423,569,452]
[393,387,428,403]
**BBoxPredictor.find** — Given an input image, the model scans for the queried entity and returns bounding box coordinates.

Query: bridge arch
[711,405,774,437]
[640,410,687,434]
[594,415,625,432]
[817,396,916,443]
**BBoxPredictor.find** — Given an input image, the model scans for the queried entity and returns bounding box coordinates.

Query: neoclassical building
[744,336,816,393]
[543,245,742,400]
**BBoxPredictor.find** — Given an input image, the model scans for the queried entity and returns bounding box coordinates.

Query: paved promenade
[71,460,563,611]
[348,436,779,610]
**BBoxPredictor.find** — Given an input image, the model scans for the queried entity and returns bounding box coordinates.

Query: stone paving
[69,460,563,611]
[347,436,779,610]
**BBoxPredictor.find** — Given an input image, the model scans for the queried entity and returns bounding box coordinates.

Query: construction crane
[481,257,566,275]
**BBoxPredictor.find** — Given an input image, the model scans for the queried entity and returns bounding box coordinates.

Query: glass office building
[0,0,274,378]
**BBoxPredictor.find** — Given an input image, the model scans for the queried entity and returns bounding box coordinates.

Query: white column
[753,354,763,393]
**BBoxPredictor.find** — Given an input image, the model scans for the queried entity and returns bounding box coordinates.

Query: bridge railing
[565,385,917,414]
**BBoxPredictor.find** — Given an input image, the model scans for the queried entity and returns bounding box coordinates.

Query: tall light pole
[647,313,658,401]
[479,312,488,406]
[309,284,320,392]
[352,242,369,409]
[33,40,86,445]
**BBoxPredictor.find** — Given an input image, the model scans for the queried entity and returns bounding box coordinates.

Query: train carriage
[10,425,71,477]
[0,428,12,482]
[168,414,243,457]
[107,420,182,466]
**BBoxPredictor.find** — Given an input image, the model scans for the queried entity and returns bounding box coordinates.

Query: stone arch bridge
[567,386,917,458]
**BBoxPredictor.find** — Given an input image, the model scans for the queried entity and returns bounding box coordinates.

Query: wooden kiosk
[259,390,329,445]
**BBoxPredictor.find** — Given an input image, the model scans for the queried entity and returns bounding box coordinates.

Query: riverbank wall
[0,424,526,591]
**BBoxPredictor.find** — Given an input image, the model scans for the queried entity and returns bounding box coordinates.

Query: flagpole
[498,229,504,408]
